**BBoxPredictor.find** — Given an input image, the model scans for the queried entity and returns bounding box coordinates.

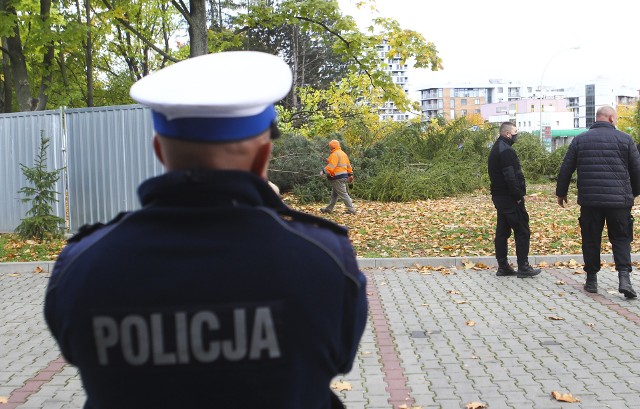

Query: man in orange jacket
[320,140,356,215]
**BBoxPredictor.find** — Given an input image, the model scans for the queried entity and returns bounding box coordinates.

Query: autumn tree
[0,0,57,111]
[617,102,640,142]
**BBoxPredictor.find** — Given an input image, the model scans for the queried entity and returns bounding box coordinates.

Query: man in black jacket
[556,105,640,298]
[488,121,541,278]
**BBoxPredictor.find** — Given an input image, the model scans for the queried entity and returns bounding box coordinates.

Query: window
[497,87,503,93]
[450,100,455,108]
[461,110,467,116]
[475,99,480,105]
[527,87,532,93]
[475,109,480,114]
[450,110,455,119]
[461,99,467,105]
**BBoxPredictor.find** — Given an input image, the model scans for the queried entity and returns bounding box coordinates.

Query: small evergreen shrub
[15,133,65,239]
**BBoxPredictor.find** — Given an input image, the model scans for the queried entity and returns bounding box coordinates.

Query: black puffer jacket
[556,121,640,208]
[488,135,526,201]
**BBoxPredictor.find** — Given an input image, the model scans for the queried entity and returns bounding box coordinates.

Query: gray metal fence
[0,104,162,233]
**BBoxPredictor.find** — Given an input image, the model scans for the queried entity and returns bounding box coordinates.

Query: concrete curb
[355,253,640,269]
[3,254,640,274]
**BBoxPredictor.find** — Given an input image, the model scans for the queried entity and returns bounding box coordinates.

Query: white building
[377,40,413,121]
[565,77,638,128]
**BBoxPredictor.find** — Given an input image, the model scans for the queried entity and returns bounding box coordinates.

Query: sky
[338,0,640,94]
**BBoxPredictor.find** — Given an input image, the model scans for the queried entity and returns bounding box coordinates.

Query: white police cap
[129,51,292,142]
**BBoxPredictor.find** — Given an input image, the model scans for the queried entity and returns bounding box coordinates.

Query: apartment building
[418,80,537,121]
[565,77,638,128]
[377,40,412,121]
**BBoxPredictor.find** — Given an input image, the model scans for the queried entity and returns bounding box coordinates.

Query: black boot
[618,270,637,299]
[496,258,516,276]
[584,272,598,293]
[517,262,541,278]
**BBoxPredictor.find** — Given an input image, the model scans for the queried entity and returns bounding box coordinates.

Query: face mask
[511,133,519,143]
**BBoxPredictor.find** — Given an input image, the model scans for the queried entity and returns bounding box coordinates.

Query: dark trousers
[579,206,634,273]
[493,196,530,266]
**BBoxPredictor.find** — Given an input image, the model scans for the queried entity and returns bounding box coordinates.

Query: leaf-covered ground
[2,183,639,262]
[290,183,640,259]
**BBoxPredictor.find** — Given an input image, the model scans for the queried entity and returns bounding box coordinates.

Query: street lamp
[538,46,580,146]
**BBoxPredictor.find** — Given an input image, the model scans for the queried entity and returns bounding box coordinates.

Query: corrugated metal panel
[0,110,65,233]
[65,105,163,231]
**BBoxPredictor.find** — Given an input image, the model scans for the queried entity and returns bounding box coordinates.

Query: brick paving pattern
[3,259,640,408]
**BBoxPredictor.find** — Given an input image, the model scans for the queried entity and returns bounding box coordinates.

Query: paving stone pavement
[3,258,640,408]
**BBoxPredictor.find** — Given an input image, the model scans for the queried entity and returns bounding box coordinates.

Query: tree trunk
[2,0,33,111]
[35,0,55,110]
[289,25,299,108]
[85,0,94,106]
[189,0,208,57]
[1,37,13,112]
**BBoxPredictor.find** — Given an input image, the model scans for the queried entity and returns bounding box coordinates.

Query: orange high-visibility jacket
[324,147,353,179]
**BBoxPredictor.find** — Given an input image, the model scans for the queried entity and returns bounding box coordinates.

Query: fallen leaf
[548,306,556,310]
[587,323,595,327]
[548,316,565,321]
[8,273,19,277]
[466,320,476,326]
[474,262,489,269]
[538,261,549,267]
[447,290,461,295]
[567,259,578,267]
[330,381,352,392]
[463,261,475,269]
[421,303,429,306]
[34,266,44,273]
[0,396,8,404]
[551,391,580,402]
[361,351,371,355]
[465,402,487,409]
[555,280,566,285]
[573,270,584,275]
[558,292,565,297]
[456,300,468,304]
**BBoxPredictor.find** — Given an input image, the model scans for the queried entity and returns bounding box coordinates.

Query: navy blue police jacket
[44,169,368,409]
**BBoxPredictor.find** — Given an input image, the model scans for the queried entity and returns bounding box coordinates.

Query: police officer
[44,51,368,408]
[488,121,541,278]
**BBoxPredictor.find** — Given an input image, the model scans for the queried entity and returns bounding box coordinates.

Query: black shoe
[618,271,637,299]
[584,272,597,293]
[345,209,357,215]
[517,263,541,278]
[320,208,332,214]
[496,259,516,276]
